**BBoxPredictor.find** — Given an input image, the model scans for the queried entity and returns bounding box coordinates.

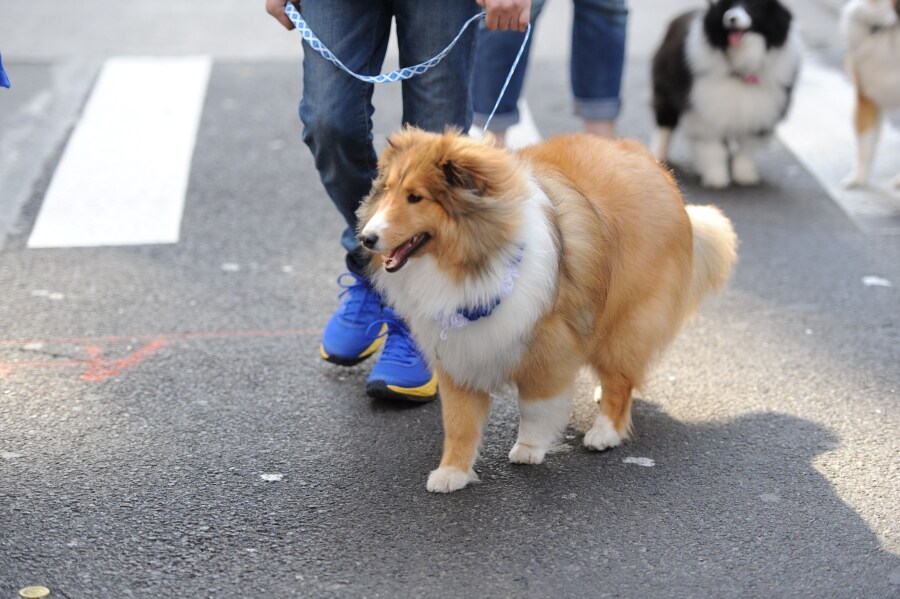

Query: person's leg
[394,0,482,133]
[300,0,392,275]
[468,0,546,143]
[571,0,628,137]
[300,1,393,365]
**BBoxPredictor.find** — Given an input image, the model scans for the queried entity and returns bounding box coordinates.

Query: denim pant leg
[394,0,481,132]
[471,0,546,132]
[299,1,393,275]
[572,0,628,121]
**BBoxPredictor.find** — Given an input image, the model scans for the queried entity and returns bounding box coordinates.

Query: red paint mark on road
[81,339,166,382]
[0,358,86,376]
[0,328,320,347]
[0,328,320,382]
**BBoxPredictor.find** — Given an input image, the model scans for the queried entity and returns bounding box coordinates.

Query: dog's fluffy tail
[684,205,738,317]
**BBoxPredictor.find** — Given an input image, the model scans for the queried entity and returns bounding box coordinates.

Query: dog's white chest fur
[682,20,801,139]
[372,181,559,393]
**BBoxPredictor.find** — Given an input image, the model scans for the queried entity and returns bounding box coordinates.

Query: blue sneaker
[319,272,387,366]
[366,308,438,403]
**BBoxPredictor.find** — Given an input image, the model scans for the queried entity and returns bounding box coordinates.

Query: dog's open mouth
[727,29,748,46]
[384,233,430,273]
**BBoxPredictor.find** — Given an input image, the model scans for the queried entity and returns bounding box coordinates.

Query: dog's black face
[703,0,793,50]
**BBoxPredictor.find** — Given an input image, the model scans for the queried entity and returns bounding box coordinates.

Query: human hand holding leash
[265,0,302,30]
[479,0,531,32]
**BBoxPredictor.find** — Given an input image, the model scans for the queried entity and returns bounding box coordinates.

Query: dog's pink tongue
[384,238,416,271]
[728,30,746,46]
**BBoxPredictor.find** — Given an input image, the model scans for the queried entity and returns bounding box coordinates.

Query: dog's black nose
[360,233,378,250]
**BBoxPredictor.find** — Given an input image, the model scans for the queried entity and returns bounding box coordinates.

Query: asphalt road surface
[1,0,898,597]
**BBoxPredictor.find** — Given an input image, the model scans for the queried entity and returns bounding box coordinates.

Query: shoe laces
[366,312,423,367]
[335,273,382,322]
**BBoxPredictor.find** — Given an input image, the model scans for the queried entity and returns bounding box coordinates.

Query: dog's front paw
[509,442,547,465]
[583,415,624,452]
[426,467,475,493]
[732,157,760,186]
[700,171,730,189]
[842,171,867,189]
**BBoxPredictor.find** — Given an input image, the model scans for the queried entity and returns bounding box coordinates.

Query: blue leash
[284,4,531,134]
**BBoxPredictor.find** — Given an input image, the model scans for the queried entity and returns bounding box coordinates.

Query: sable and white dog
[651,0,801,188]
[357,128,738,493]
[841,0,900,188]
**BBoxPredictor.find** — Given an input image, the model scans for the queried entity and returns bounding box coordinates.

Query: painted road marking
[0,328,318,381]
[778,58,900,235]
[0,339,165,382]
[27,56,211,248]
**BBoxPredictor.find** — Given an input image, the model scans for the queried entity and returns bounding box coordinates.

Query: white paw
[583,415,624,452]
[842,171,867,189]
[892,173,900,189]
[732,158,760,186]
[700,171,730,189]
[509,442,547,465]
[426,467,474,493]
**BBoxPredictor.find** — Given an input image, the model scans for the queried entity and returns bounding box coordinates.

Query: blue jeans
[471,0,628,132]
[299,0,480,274]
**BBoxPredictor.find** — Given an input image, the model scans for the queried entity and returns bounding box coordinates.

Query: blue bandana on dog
[0,52,10,88]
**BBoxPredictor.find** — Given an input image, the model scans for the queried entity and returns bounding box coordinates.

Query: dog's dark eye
[408,194,423,204]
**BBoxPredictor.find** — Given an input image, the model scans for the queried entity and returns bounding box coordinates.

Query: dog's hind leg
[426,371,491,493]
[509,387,573,465]
[584,370,633,452]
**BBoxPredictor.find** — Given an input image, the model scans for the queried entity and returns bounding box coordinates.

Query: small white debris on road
[31,290,65,300]
[759,493,780,503]
[623,457,655,467]
[1,452,24,460]
[221,263,241,272]
[862,276,892,287]
[260,473,283,482]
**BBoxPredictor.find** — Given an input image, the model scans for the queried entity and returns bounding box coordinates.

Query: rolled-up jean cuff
[575,97,622,121]
[472,108,520,133]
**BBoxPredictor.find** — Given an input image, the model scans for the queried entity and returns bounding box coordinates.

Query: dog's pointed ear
[442,160,481,193]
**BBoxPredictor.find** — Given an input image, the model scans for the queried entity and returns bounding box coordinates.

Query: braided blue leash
[284,4,531,134]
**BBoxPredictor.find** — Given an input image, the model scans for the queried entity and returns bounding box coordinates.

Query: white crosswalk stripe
[27,56,211,248]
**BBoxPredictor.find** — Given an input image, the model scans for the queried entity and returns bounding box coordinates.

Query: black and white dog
[651,0,801,188]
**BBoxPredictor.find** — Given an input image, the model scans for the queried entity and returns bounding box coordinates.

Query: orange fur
[358,129,738,491]
[854,87,881,134]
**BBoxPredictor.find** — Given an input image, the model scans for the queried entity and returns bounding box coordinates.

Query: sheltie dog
[357,129,738,493]
[841,0,900,188]
[651,0,801,188]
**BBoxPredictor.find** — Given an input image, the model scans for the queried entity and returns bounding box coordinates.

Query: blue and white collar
[436,244,525,340]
